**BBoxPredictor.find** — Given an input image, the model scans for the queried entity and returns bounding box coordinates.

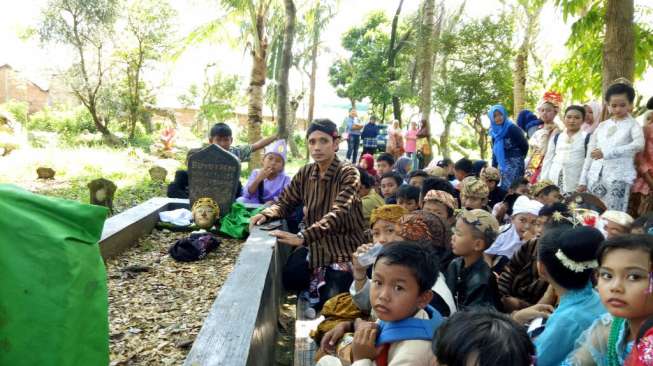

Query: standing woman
[540,105,590,195]
[578,81,644,211]
[386,119,404,160]
[582,100,603,133]
[630,110,653,217]
[489,104,529,191]
[525,100,560,183]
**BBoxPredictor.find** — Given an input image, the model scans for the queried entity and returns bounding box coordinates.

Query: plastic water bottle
[356,243,384,267]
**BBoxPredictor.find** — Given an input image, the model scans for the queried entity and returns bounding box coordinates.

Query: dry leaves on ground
[107,229,244,365]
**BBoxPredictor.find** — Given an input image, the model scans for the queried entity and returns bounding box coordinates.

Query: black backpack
[553,132,592,155]
[169,233,221,262]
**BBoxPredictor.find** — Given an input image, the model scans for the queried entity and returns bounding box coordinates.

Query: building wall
[0,65,50,114]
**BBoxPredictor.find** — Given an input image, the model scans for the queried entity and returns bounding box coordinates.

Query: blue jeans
[346,134,360,163]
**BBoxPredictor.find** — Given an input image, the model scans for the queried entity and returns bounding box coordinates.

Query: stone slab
[99,197,189,260]
[184,220,289,366]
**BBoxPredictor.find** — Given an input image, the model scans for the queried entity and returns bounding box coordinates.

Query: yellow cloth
[370,204,408,226]
[362,190,386,226]
[310,293,366,344]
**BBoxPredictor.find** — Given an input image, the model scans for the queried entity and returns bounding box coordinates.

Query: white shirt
[540,130,589,193]
[579,117,644,186]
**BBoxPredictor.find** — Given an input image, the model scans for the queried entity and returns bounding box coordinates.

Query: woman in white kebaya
[541,105,590,195]
[578,81,644,211]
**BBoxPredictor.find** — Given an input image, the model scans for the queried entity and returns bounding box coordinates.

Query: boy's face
[211,135,232,150]
[370,258,432,322]
[514,184,529,196]
[307,130,338,163]
[409,176,425,189]
[564,109,583,133]
[376,161,392,176]
[451,219,484,257]
[262,154,284,174]
[485,179,498,192]
[608,94,632,120]
[604,220,628,240]
[462,195,486,210]
[422,201,450,223]
[512,213,537,240]
[533,216,549,239]
[380,178,399,198]
[397,198,419,212]
[538,189,563,206]
[454,169,466,181]
[597,248,653,322]
[371,219,403,245]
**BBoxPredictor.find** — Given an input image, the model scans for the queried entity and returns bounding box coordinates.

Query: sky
[0,0,651,124]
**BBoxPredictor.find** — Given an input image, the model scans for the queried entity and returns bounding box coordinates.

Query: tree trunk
[513,3,540,114]
[277,0,296,140]
[288,94,302,158]
[439,118,451,158]
[388,0,405,123]
[602,0,634,94]
[247,15,268,169]
[417,0,436,125]
[307,0,320,124]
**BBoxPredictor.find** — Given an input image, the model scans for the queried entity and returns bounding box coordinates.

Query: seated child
[601,210,634,239]
[432,309,535,366]
[396,185,420,212]
[482,166,507,209]
[358,168,385,225]
[408,170,429,189]
[533,226,607,366]
[351,209,456,317]
[238,140,291,204]
[485,195,543,273]
[625,317,653,366]
[375,153,395,178]
[563,234,653,365]
[453,157,474,188]
[420,177,457,207]
[422,190,458,227]
[446,209,501,310]
[631,212,653,234]
[380,172,403,204]
[460,176,490,210]
[530,180,564,206]
[498,203,572,312]
[359,153,377,179]
[318,242,443,366]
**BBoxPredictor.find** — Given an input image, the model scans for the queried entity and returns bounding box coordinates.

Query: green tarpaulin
[0,184,109,366]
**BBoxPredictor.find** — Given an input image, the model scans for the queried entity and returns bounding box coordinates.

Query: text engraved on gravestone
[188,145,240,217]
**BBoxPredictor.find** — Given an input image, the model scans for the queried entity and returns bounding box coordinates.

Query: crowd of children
[291,81,653,365]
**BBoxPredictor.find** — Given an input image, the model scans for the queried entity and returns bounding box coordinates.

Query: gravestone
[149,166,167,182]
[36,167,55,179]
[88,178,117,214]
[188,144,240,217]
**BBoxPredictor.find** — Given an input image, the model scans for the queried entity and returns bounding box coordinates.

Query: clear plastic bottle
[356,243,384,267]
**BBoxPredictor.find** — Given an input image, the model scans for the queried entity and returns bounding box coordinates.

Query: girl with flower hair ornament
[562,234,653,366]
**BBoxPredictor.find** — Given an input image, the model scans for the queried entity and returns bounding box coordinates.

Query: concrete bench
[184,218,289,366]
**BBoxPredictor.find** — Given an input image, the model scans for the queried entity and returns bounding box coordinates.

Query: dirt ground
[106,229,244,365]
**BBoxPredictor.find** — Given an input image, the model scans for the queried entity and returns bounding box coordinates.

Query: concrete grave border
[99,197,288,365]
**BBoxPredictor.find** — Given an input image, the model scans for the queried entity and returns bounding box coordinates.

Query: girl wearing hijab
[394,156,412,183]
[489,104,529,191]
[582,100,604,133]
[358,153,377,179]
[387,119,404,160]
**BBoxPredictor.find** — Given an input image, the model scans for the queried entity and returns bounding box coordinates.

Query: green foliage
[328,10,415,110]
[38,0,118,44]
[0,100,29,125]
[552,1,653,101]
[432,14,514,156]
[28,106,96,136]
[178,67,241,137]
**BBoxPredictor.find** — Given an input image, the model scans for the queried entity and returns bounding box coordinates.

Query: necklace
[607,317,625,366]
